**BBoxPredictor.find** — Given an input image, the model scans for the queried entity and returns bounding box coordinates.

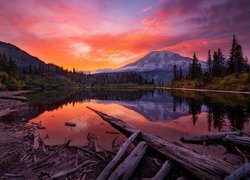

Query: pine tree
[228,35,238,74]
[207,50,213,76]
[6,57,19,77]
[179,67,183,79]
[228,35,245,77]
[172,64,177,81]
[235,44,244,77]
[0,54,8,72]
[243,57,250,73]
[188,52,201,79]
[212,49,224,77]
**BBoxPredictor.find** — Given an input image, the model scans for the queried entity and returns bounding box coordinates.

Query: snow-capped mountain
[119,50,194,72]
[95,50,206,83]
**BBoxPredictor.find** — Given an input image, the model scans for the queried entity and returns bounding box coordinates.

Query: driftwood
[4,173,24,177]
[225,162,250,180]
[153,160,172,180]
[49,160,97,179]
[87,107,235,180]
[65,122,76,127]
[97,130,141,180]
[180,131,240,143]
[109,141,148,180]
[224,135,250,147]
[0,95,28,101]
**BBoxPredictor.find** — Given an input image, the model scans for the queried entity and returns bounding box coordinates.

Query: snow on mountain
[119,50,194,72]
[94,50,207,82]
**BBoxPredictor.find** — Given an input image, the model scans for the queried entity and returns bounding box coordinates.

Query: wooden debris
[224,135,250,147]
[0,95,28,101]
[33,127,40,150]
[4,173,24,177]
[106,131,120,135]
[225,162,250,180]
[153,160,172,180]
[80,147,106,162]
[180,131,240,143]
[111,135,119,148]
[109,141,148,180]
[65,122,76,127]
[49,160,98,179]
[97,130,141,180]
[87,107,236,180]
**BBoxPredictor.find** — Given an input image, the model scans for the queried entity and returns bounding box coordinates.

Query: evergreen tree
[228,35,238,74]
[207,50,213,76]
[243,57,250,73]
[0,54,8,71]
[173,64,177,81]
[179,67,183,79]
[228,35,245,76]
[188,52,202,79]
[212,49,224,77]
[235,44,244,77]
[6,57,19,77]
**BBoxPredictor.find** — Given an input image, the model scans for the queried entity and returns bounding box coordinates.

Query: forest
[169,35,250,90]
[0,54,154,90]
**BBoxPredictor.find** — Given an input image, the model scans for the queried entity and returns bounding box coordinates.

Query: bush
[0,71,24,91]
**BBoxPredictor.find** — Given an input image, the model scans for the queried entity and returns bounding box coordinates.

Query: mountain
[0,41,45,68]
[120,50,193,72]
[95,50,207,83]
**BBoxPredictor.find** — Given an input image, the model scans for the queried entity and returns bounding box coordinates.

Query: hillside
[167,73,250,91]
[0,41,45,68]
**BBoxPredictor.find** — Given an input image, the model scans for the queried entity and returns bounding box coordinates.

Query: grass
[167,73,250,91]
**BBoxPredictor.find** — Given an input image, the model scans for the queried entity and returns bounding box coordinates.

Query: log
[49,160,97,179]
[153,160,172,180]
[97,130,141,180]
[87,107,236,180]
[225,162,250,180]
[0,95,28,101]
[181,131,241,143]
[224,135,250,147]
[109,141,148,180]
[65,122,76,127]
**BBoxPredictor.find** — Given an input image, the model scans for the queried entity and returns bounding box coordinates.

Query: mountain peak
[149,50,176,56]
[122,50,192,71]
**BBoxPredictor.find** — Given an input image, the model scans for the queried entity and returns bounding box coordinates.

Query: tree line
[172,35,250,82]
[0,53,154,90]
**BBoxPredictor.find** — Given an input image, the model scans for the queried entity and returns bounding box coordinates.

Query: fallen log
[87,107,236,180]
[97,130,141,180]
[224,135,250,147]
[181,131,240,143]
[152,160,172,180]
[109,141,148,180]
[4,173,24,177]
[0,95,28,101]
[49,160,97,179]
[65,122,76,127]
[225,162,250,180]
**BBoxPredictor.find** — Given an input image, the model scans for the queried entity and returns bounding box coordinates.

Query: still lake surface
[26,88,249,164]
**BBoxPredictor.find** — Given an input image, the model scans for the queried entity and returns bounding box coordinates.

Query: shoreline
[164,87,250,95]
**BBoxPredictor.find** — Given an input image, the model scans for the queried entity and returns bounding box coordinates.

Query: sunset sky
[1,0,250,70]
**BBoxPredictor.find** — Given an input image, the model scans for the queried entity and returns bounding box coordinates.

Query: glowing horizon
[1,0,249,70]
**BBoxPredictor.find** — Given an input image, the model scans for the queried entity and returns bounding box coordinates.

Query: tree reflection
[169,90,249,131]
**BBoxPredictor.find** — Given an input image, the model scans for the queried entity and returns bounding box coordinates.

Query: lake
[26,88,250,165]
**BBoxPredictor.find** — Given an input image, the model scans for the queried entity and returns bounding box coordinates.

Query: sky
[0,0,250,70]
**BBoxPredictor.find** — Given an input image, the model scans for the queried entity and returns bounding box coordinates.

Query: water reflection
[169,90,250,131]
[26,88,250,149]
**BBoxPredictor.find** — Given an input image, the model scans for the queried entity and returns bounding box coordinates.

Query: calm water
[26,89,250,162]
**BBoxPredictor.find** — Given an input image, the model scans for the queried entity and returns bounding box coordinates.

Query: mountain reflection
[26,88,250,131]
